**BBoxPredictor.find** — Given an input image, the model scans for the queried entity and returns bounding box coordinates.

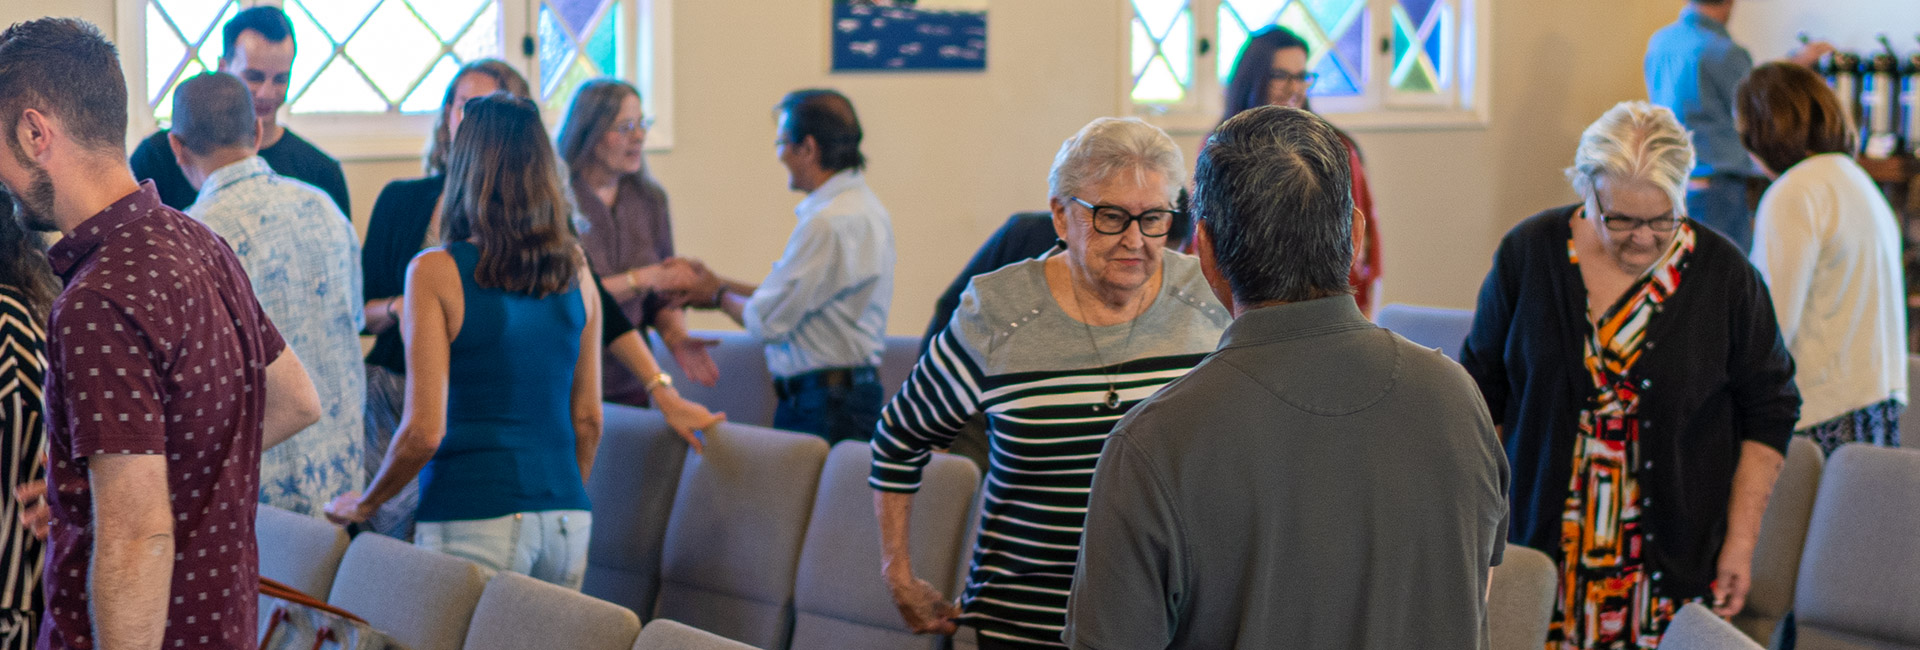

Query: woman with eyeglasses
[1459,102,1800,649]
[870,117,1229,648]
[1738,62,1906,455]
[1220,26,1382,317]
[558,79,722,406]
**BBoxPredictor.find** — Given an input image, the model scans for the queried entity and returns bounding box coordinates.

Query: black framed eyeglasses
[1069,196,1179,237]
[1594,195,1682,233]
[1269,70,1319,86]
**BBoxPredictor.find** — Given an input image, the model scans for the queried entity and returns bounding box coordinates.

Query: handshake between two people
[635,256,731,310]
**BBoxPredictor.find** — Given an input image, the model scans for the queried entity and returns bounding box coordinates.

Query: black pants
[772,367,883,445]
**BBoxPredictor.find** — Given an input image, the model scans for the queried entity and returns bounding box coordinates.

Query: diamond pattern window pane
[144,0,240,121]
[345,1,443,103]
[275,0,502,114]
[1129,0,1191,104]
[1391,0,1447,93]
[537,0,627,115]
[413,0,489,41]
[1217,0,1365,98]
[401,55,462,113]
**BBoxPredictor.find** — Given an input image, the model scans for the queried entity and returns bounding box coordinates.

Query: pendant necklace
[1069,275,1143,412]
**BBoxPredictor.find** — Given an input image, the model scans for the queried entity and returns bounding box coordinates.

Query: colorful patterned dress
[1547,221,1698,650]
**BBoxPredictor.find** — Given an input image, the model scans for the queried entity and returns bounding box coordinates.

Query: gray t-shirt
[1064,296,1509,649]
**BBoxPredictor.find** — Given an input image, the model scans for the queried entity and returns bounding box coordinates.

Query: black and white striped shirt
[872,253,1228,647]
[0,285,47,638]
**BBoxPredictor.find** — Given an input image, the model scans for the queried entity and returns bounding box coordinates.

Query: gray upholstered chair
[878,334,920,402]
[581,404,694,622]
[1659,603,1765,649]
[255,504,351,599]
[1487,544,1557,650]
[789,442,982,650]
[1903,356,1919,447]
[1793,444,1920,650]
[327,532,489,650]
[631,619,757,650]
[1732,435,1825,646]
[1373,303,1474,361]
[463,571,641,650]
[653,422,830,648]
[650,330,778,427]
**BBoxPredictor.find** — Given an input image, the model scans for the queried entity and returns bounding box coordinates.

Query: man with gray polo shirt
[1063,106,1509,649]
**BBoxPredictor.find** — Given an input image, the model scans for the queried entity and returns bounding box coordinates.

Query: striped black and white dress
[0,285,46,649]
[871,252,1229,647]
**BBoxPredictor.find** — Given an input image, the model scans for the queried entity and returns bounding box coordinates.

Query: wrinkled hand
[323,492,372,527]
[888,577,960,636]
[1789,41,1836,68]
[13,476,49,541]
[656,392,724,454]
[1711,543,1755,617]
[666,333,721,387]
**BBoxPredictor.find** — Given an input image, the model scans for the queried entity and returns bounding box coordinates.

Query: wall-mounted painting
[832,0,988,72]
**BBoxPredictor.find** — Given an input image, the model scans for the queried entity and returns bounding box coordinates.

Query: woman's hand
[1711,540,1757,617]
[323,492,373,526]
[887,576,960,635]
[655,390,724,454]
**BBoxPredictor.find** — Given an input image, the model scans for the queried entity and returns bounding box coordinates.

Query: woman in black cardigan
[1460,102,1799,649]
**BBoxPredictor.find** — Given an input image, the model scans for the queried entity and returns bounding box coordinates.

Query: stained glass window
[1129,0,1192,104]
[283,0,503,114]
[146,0,242,122]
[1390,0,1448,93]
[1217,0,1367,97]
[537,0,627,117]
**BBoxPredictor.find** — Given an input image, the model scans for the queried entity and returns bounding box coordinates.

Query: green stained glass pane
[402,55,461,113]
[1130,18,1155,79]
[1395,60,1436,91]
[1301,0,1361,33]
[1163,9,1192,85]
[452,2,504,62]
[146,3,187,106]
[542,56,596,117]
[585,0,621,76]
[286,3,337,104]
[1392,6,1413,68]
[406,0,487,41]
[293,59,385,113]
[291,0,379,42]
[345,0,442,103]
[1222,0,1287,27]
[1216,5,1249,83]
[1132,0,1186,39]
[1132,55,1185,103]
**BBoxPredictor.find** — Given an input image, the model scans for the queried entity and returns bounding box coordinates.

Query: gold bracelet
[644,372,674,393]
[627,268,643,291]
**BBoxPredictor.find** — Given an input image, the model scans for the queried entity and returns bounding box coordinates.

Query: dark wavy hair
[439,93,582,297]
[0,186,57,319]
[425,59,531,175]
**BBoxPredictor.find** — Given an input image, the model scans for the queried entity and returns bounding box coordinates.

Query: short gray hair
[1193,106,1353,305]
[171,72,256,155]
[1047,117,1184,202]
[1565,101,1695,216]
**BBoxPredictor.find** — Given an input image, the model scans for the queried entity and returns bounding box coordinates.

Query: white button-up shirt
[744,169,895,378]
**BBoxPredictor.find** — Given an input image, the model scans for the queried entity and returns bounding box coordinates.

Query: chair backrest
[1793,444,1920,649]
[1658,603,1764,649]
[1731,435,1824,645]
[255,504,351,599]
[1373,304,1474,361]
[631,619,758,650]
[327,533,489,650]
[878,335,920,402]
[654,422,830,649]
[463,571,641,650]
[651,330,778,426]
[789,442,982,650]
[1486,545,1557,650]
[582,404,694,622]
[1903,355,1920,446]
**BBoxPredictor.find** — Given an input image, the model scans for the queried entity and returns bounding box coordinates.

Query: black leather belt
[773,366,878,400]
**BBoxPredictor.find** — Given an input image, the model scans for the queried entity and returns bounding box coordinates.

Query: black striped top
[0,285,46,617]
[871,253,1228,647]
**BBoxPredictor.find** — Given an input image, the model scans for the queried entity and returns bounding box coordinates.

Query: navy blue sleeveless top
[416,241,592,521]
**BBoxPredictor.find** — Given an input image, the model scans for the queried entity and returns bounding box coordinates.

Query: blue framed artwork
[832,1,987,72]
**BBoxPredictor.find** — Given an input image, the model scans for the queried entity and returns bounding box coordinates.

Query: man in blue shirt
[1644,0,1828,252]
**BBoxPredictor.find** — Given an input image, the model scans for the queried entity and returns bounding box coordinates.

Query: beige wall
[12,0,1846,335]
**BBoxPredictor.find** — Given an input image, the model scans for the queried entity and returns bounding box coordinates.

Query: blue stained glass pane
[1309,47,1358,96]
[1399,0,1437,25]
[538,5,575,98]
[1331,8,1367,84]
[1423,7,1445,79]
[549,0,605,39]
[1301,0,1360,33]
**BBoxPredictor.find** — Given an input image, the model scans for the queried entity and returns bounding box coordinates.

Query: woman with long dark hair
[327,94,605,589]
[1220,26,1383,316]
[0,187,56,647]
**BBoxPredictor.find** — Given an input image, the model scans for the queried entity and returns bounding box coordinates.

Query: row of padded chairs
[649,331,922,428]
[256,506,754,649]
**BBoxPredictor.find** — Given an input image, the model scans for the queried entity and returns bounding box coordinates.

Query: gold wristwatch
[644,372,674,393]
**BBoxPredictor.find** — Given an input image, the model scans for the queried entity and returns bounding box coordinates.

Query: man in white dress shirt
[694,89,895,444]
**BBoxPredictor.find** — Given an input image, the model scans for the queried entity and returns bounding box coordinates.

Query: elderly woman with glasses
[869,117,1230,648]
[1460,101,1800,649]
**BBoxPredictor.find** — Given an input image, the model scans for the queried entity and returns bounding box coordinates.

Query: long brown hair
[0,186,57,319]
[1735,62,1856,176]
[556,78,644,179]
[439,93,581,297]
[424,59,531,176]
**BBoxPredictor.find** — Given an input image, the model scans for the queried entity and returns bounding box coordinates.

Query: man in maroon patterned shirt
[0,19,321,649]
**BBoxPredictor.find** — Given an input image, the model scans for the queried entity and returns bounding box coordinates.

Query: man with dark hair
[1063,106,1509,649]
[690,88,895,444]
[129,5,350,214]
[0,18,321,650]
[1643,0,1830,253]
[170,72,366,520]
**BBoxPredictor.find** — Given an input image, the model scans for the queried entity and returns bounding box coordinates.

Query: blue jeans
[1686,176,1752,253]
[773,368,883,446]
[414,510,592,590]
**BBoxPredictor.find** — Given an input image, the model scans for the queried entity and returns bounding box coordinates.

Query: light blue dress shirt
[1645,4,1756,178]
[744,169,896,378]
[188,156,366,517]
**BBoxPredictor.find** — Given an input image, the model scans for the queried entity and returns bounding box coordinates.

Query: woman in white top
[1739,62,1907,453]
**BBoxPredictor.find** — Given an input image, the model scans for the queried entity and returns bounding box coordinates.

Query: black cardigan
[361,175,635,375]
[1460,204,1800,599]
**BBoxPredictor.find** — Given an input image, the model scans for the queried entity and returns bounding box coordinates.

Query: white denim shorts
[414,509,592,590]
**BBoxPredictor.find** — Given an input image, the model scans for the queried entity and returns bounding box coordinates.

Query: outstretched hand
[657,392,725,454]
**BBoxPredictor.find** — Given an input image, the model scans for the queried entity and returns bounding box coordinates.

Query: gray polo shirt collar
[1218,296,1373,350]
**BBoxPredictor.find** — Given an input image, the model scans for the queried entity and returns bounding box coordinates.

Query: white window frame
[115,0,674,161]
[1121,0,1492,135]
